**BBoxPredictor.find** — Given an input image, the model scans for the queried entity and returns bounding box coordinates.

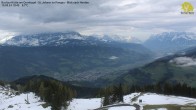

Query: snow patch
[134,93,196,105]
[0,33,15,44]
[67,98,102,110]
[0,86,51,110]
[148,108,167,110]
[108,106,136,110]
[123,93,140,103]
[66,92,196,110]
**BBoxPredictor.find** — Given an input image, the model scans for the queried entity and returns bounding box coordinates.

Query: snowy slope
[1,85,196,110]
[2,32,87,46]
[0,85,51,110]
[108,106,136,110]
[67,92,196,110]
[135,93,196,106]
[67,98,102,110]
[123,93,140,103]
[0,32,15,44]
[124,93,196,106]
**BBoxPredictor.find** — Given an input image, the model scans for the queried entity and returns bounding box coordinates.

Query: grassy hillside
[117,48,196,88]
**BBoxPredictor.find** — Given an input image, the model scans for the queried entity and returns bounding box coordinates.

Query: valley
[1,0,196,109]
[0,31,196,110]
[0,32,154,84]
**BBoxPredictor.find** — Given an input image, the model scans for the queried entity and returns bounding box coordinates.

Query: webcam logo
[181,2,194,15]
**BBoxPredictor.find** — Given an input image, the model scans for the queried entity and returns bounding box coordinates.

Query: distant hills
[117,46,196,87]
[12,75,98,98]
[144,32,196,55]
[0,32,154,82]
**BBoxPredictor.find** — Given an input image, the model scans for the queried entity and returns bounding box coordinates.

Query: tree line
[11,78,77,110]
[98,83,196,106]
[0,80,5,86]
[97,84,123,106]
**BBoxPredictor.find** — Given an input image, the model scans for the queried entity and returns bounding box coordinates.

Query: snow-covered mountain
[0,32,15,44]
[93,34,141,44]
[144,32,196,55]
[0,32,141,47]
[1,32,90,46]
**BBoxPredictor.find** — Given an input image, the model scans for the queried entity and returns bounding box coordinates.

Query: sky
[0,0,196,41]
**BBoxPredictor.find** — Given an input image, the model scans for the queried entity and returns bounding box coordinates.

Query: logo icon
[181,2,194,14]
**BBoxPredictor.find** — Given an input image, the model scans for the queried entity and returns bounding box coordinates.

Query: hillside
[0,85,51,110]
[12,75,99,98]
[1,85,195,110]
[67,92,196,110]
[1,75,196,110]
[117,46,196,87]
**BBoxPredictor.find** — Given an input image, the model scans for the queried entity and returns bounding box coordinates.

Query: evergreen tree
[17,78,76,110]
[103,92,109,106]
[39,81,45,100]
[118,84,123,102]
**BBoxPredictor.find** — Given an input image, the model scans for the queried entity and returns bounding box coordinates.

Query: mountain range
[1,31,196,88]
[144,32,196,55]
[0,31,196,110]
[0,32,141,46]
[0,32,154,82]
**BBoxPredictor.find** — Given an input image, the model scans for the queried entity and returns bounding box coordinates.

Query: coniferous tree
[103,92,109,106]
[118,84,123,102]
[39,81,45,100]
[17,78,76,110]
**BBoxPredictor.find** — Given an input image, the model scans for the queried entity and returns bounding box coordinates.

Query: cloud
[170,57,196,66]
[0,0,196,40]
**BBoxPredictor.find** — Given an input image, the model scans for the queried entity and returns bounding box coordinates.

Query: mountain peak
[2,32,87,46]
[151,32,196,41]
[144,32,196,55]
[92,34,141,43]
[1,32,142,47]
[0,32,15,44]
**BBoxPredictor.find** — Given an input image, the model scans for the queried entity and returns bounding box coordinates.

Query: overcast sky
[0,0,196,41]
